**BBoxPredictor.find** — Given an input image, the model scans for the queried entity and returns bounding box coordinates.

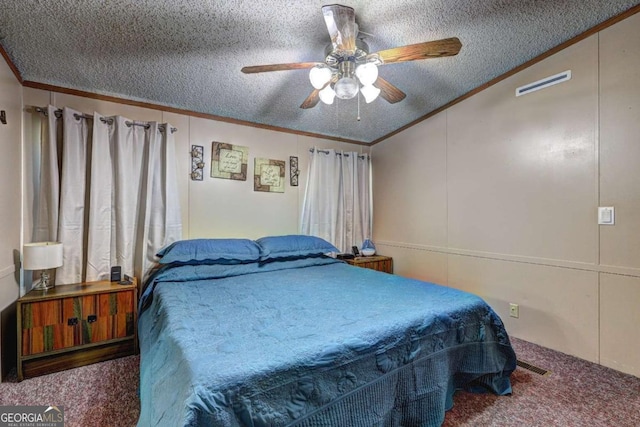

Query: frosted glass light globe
[334,77,359,99]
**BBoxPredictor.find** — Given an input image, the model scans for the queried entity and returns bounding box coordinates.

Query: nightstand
[17,280,138,381]
[345,255,393,274]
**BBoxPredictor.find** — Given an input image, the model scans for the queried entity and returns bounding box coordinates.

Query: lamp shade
[319,85,336,104]
[355,63,378,86]
[23,242,63,270]
[309,66,332,90]
[360,84,381,103]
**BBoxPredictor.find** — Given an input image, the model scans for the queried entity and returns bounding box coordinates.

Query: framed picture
[211,142,249,181]
[254,158,285,193]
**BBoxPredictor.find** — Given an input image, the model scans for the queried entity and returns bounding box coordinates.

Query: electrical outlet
[509,303,519,318]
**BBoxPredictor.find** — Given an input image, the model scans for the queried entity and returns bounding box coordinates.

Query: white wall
[372,12,640,377]
[0,56,22,379]
[186,118,366,239]
[597,13,640,376]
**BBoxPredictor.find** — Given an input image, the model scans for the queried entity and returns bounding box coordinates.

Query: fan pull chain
[357,89,361,121]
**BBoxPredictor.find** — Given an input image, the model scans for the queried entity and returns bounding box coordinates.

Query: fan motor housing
[324,39,370,67]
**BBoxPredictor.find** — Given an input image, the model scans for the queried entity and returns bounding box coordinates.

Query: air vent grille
[516,70,571,97]
[517,359,551,376]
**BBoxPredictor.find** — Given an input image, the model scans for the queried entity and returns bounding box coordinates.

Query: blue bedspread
[138,258,516,427]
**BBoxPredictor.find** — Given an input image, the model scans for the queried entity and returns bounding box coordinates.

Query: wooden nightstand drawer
[21,290,135,356]
[345,255,393,273]
[17,280,137,380]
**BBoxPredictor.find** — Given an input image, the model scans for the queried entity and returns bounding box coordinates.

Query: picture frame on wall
[254,158,285,193]
[211,142,249,181]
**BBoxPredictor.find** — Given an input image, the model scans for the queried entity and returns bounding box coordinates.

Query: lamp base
[33,270,54,291]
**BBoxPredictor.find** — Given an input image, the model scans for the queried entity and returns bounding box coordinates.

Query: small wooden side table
[345,255,393,274]
[17,280,138,380]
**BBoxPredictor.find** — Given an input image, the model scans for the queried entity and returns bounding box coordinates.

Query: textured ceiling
[1,1,638,143]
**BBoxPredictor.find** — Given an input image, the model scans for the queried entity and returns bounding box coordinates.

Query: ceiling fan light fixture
[242,5,461,111]
[360,84,381,103]
[319,85,336,104]
[355,62,378,86]
[309,66,333,90]
[334,76,359,99]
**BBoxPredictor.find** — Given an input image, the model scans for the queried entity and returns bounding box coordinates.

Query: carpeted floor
[0,355,140,426]
[1,337,639,426]
[444,338,640,426]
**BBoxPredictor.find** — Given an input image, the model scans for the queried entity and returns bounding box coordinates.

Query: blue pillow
[156,238,261,265]
[256,235,339,261]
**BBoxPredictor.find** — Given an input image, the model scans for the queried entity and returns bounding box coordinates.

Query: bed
[137,236,516,427]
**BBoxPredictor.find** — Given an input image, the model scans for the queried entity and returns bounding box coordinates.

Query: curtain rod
[33,107,178,133]
[309,148,367,159]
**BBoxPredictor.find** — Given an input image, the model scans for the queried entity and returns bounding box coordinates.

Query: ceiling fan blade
[300,89,321,109]
[322,4,356,53]
[375,77,406,104]
[241,62,321,74]
[374,37,462,64]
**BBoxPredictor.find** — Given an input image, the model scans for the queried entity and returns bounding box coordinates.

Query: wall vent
[517,359,551,376]
[516,70,571,97]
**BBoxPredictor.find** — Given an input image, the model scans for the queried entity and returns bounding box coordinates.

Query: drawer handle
[67,317,78,326]
[87,314,97,323]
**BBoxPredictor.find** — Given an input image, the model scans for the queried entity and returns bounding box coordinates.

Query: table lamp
[23,242,63,291]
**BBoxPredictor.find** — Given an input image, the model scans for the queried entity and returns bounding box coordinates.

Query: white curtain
[300,148,371,253]
[57,107,91,284]
[342,151,371,250]
[33,105,182,285]
[33,105,61,242]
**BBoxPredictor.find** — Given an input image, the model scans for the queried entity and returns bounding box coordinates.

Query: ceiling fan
[241,4,462,109]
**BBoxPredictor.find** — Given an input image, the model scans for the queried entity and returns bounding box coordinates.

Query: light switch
[598,207,615,225]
